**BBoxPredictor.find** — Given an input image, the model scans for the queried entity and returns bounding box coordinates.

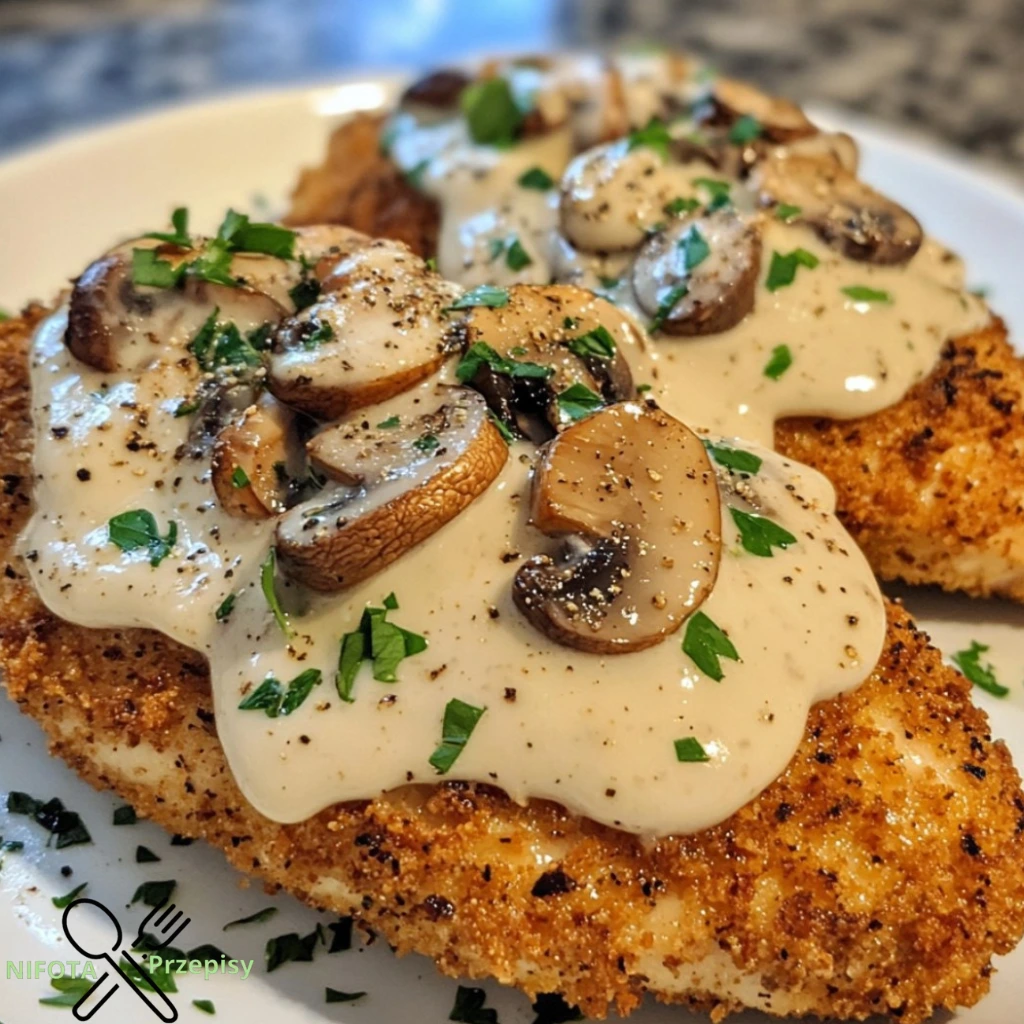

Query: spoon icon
[62,898,178,1022]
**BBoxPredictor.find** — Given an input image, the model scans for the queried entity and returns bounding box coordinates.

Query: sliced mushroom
[267,240,461,420]
[632,209,762,335]
[400,68,472,111]
[514,401,721,654]
[708,77,816,143]
[276,386,508,591]
[211,395,295,519]
[755,153,923,265]
[461,283,637,441]
[66,239,285,372]
[783,131,859,175]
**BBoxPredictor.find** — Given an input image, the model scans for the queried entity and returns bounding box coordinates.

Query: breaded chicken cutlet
[2,308,1024,1021]
[287,112,1024,603]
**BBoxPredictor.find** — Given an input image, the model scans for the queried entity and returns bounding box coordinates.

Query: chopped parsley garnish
[223,907,278,930]
[461,77,523,146]
[260,548,293,639]
[39,977,94,1008]
[597,275,621,290]
[952,641,1009,698]
[215,593,236,621]
[132,879,176,907]
[189,309,266,371]
[444,284,509,313]
[674,736,711,762]
[650,282,688,333]
[664,196,700,217]
[136,844,161,863]
[505,237,533,271]
[414,432,440,452]
[489,410,516,444]
[215,208,296,259]
[429,699,486,774]
[566,324,616,360]
[531,993,584,1023]
[703,440,762,475]
[841,285,893,304]
[627,117,672,160]
[144,206,191,246]
[728,114,763,144]
[301,319,335,349]
[456,341,553,383]
[679,224,710,271]
[377,415,401,429]
[336,597,428,701]
[108,509,178,567]
[7,791,40,815]
[289,275,320,311]
[231,466,250,488]
[763,344,793,380]
[174,398,200,418]
[692,177,732,208]
[113,804,137,826]
[774,203,803,222]
[518,166,555,190]
[683,611,739,682]
[265,927,323,972]
[730,508,797,557]
[557,383,605,422]
[327,917,354,952]
[193,1001,216,1016]
[52,882,88,908]
[238,668,322,718]
[636,383,652,394]
[132,248,183,289]
[0,838,24,852]
[326,989,366,1004]
[405,159,430,189]
[765,247,819,291]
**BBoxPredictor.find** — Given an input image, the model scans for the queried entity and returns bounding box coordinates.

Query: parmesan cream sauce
[23,303,885,837]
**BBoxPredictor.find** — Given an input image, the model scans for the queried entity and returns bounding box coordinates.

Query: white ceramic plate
[2,77,1024,1024]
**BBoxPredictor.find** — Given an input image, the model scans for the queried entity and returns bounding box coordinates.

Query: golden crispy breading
[2,312,1023,1021]
[286,118,1024,603]
[776,321,1024,601]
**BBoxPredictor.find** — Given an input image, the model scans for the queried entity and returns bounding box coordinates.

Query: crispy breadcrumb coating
[1,311,1023,1021]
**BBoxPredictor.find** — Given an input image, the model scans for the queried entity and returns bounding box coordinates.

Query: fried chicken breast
[287,114,1024,604]
[2,310,1023,1021]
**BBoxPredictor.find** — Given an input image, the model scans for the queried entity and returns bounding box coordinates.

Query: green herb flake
[336,600,427,700]
[765,248,819,291]
[120,952,177,993]
[566,324,617,361]
[405,159,430,189]
[132,248,184,289]
[692,177,732,206]
[301,319,335,349]
[679,224,710,271]
[216,209,296,259]
[518,166,555,190]
[336,630,366,703]
[674,737,711,762]
[144,206,191,247]
[113,805,137,826]
[456,341,554,384]
[40,976,94,1007]
[9,795,91,849]
[650,282,688,333]
[52,882,88,908]
[489,410,516,444]
[132,879,176,907]
[664,196,700,217]
[136,845,161,864]
[193,1001,216,1016]
[326,989,366,1004]
[327,917,354,952]
[188,239,237,287]
[557,383,605,422]
[682,611,740,682]
[215,593,236,622]
[774,203,803,222]
[108,509,178,567]
[505,236,533,272]
[7,791,42,815]
[189,310,264,371]
[703,441,762,475]
[841,285,893,304]
[449,985,498,1024]
[289,277,320,311]
[231,466,250,489]
[531,993,584,1023]
[636,383,652,394]
[730,507,798,557]
[952,641,1010,698]
[597,275,621,290]
[413,432,440,453]
[260,548,293,638]
[429,699,486,774]
[377,415,401,429]
[728,114,763,144]
[280,669,322,716]
[265,928,322,972]
[173,399,200,418]
[763,343,793,380]
[627,117,673,160]
[239,669,321,718]
[223,907,278,931]
[461,77,523,146]
[444,284,510,313]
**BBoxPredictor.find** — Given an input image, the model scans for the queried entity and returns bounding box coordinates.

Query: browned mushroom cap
[708,77,817,143]
[276,386,508,591]
[400,68,472,110]
[65,240,285,372]
[267,240,460,420]
[514,401,721,654]
[783,131,859,175]
[211,395,295,519]
[632,209,762,336]
[461,284,637,440]
[755,153,923,265]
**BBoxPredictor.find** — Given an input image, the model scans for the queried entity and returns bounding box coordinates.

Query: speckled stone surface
[0,0,1021,176]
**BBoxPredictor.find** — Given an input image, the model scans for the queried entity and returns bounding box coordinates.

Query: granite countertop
[0,0,1021,177]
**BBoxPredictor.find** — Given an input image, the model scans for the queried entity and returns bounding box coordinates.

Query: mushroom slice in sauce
[65,240,286,373]
[400,68,472,112]
[708,77,817,143]
[783,131,859,174]
[755,153,923,265]
[461,284,637,441]
[267,240,461,420]
[632,209,762,336]
[276,386,508,592]
[514,401,722,654]
[211,395,294,519]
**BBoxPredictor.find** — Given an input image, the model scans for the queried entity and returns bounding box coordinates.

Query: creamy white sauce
[23,305,884,837]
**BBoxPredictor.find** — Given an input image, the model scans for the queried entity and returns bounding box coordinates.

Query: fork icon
[136,899,192,952]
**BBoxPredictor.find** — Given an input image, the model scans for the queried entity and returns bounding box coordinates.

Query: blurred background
[0,0,1021,175]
